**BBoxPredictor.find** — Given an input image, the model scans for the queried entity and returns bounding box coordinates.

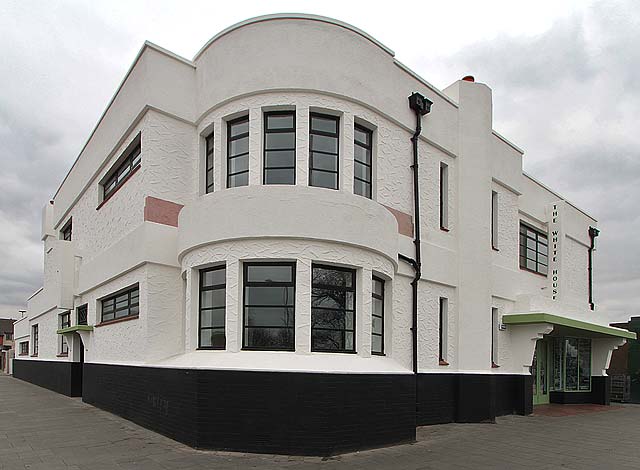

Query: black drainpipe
[399,92,432,375]
[588,226,599,310]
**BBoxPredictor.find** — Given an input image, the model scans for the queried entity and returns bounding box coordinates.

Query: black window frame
[198,265,226,350]
[205,132,215,193]
[309,113,340,190]
[20,341,29,355]
[76,304,88,326]
[61,218,72,241]
[311,264,356,353]
[227,115,250,188]
[263,111,296,185]
[371,276,385,355]
[439,297,448,363]
[100,285,139,323]
[59,311,70,355]
[32,324,38,356]
[519,222,549,276]
[242,262,296,351]
[353,124,373,198]
[102,137,141,201]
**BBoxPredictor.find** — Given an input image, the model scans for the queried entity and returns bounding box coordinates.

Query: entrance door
[532,340,550,405]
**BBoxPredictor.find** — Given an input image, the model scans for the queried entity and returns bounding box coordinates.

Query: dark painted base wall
[83,364,416,456]
[13,359,82,397]
[416,373,533,426]
[550,376,611,405]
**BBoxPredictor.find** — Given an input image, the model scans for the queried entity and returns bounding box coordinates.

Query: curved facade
[12,14,634,456]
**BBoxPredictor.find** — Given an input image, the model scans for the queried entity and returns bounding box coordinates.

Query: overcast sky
[1,0,638,322]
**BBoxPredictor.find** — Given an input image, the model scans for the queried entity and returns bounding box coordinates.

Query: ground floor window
[551,337,592,392]
[199,266,226,349]
[243,262,296,351]
[31,324,38,356]
[101,285,139,323]
[59,311,70,355]
[311,264,356,353]
[371,276,384,355]
[19,341,29,356]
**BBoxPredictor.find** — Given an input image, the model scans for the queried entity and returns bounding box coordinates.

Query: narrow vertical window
[205,132,214,193]
[354,124,372,198]
[32,324,38,356]
[440,163,449,230]
[491,307,499,367]
[491,191,498,249]
[59,311,70,355]
[243,263,296,350]
[371,276,384,355]
[309,114,339,190]
[199,266,226,349]
[76,304,88,326]
[439,297,448,364]
[227,116,249,188]
[264,111,296,185]
[311,265,355,352]
[61,219,72,241]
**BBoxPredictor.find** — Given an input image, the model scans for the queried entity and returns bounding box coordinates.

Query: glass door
[533,340,550,405]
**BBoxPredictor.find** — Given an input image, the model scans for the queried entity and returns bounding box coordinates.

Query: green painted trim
[503,313,636,339]
[56,325,93,334]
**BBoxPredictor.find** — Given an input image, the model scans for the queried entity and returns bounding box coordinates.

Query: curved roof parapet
[193,13,396,61]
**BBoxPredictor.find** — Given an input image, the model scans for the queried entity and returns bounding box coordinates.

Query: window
[227,116,249,188]
[264,111,296,185]
[440,163,449,230]
[371,276,384,355]
[103,139,141,200]
[491,307,499,366]
[205,132,214,193]
[77,304,88,326]
[61,219,72,241]
[243,263,295,350]
[309,114,339,190]
[199,266,226,349]
[20,341,29,356]
[551,337,591,391]
[59,311,70,355]
[101,285,139,323]
[354,124,372,198]
[439,297,448,363]
[311,265,356,352]
[31,324,38,356]
[4,332,12,340]
[491,191,498,249]
[519,223,548,275]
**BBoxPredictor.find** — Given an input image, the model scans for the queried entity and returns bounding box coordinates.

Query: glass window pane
[246,265,293,283]
[311,134,338,153]
[265,168,295,185]
[229,119,248,137]
[373,298,383,316]
[266,132,295,150]
[245,307,294,327]
[354,145,371,165]
[372,279,384,296]
[245,327,293,349]
[311,116,337,134]
[565,338,579,391]
[201,309,225,328]
[312,288,346,310]
[539,254,548,266]
[245,286,294,306]
[129,305,139,316]
[527,248,537,260]
[539,243,548,255]
[228,154,249,174]
[267,114,294,130]
[527,238,537,249]
[579,338,591,390]
[311,329,344,351]
[310,171,337,189]
[230,137,248,156]
[354,127,370,146]
[229,172,248,188]
[312,308,346,330]
[312,267,353,287]
[372,335,383,353]
[354,179,370,198]
[203,269,225,287]
[539,264,548,275]
[265,150,295,168]
[311,152,338,172]
[372,316,383,335]
[201,289,226,309]
[200,328,225,348]
[526,259,536,270]
[345,331,354,350]
[354,161,371,181]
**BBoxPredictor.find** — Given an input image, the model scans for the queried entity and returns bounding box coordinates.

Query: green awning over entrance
[502,313,636,340]
[56,325,93,334]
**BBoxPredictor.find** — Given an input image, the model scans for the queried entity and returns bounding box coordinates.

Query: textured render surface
[565,235,590,308]
[417,281,457,371]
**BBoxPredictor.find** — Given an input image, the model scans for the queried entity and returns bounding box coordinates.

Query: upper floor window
[243,263,295,351]
[440,162,449,230]
[519,222,548,275]
[76,304,88,326]
[61,218,72,241]
[371,276,384,355]
[205,132,214,193]
[491,191,498,249]
[354,124,372,198]
[309,114,339,190]
[31,324,38,356]
[311,264,355,353]
[102,138,141,200]
[101,285,139,323]
[264,111,296,185]
[199,266,226,349]
[227,116,249,188]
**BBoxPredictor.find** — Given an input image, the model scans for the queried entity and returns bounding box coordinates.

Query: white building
[13,14,634,455]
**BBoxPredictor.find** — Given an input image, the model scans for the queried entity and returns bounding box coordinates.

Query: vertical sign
[547,201,564,301]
